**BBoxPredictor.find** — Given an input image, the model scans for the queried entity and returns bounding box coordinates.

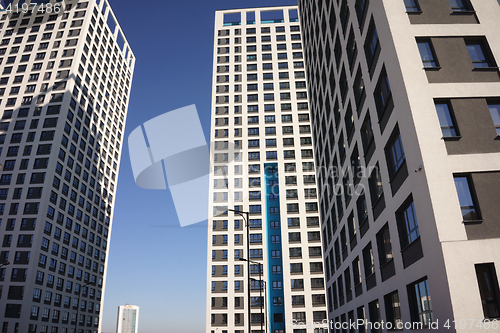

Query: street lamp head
[238,258,248,262]
[2,261,10,265]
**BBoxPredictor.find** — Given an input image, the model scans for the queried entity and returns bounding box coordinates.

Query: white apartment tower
[116,305,139,333]
[207,6,327,333]
[298,0,500,332]
[0,1,135,333]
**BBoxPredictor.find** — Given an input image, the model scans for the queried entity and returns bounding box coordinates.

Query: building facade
[207,6,328,333]
[298,0,500,332]
[0,1,135,333]
[116,305,139,333]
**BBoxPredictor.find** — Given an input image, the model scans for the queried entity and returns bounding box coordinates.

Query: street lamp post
[251,278,268,333]
[75,281,93,333]
[241,259,264,333]
[227,209,251,333]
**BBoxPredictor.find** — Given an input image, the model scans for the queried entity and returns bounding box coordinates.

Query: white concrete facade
[207,6,327,333]
[0,1,134,333]
[299,0,500,332]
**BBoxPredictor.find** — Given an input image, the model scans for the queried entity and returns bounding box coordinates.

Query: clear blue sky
[102,1,298,333]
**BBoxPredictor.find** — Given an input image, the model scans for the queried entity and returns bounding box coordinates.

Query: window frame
[374,67,392,119]
[417,39,439,68]
[448,0,474,12]
[368,163,384,206]
[384,290,403,328]
[364,18,380,70]
[396,195,420,250]
[434,100,460,138]
[453,174,481,222]
[404,0,421,12]
[487,100,500,136]
[407,277,434,328]
[385,126,406,178]
[475,263,500,319]
[465,38,496,69]
[376,223,393,267]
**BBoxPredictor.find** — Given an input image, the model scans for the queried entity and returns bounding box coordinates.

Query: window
[475,263,500,319]
[264,93,274,101]
[466,40,494,68]
[364,19,380,67]
[353,69,365,107]
[360,115,374,154]
[368,300,381,331]
[489,102,500,136]
[417,40,438,68]
[278,72,289,80]
[362,243,375,278]
[374,68,391,118]
[376,224,393,266]
[248,152,260,160]
[453,175,480,221]
[435,102,459,137]
[369,164,384,204]
[290,263,303,274]
[404,0,421,12]
[407,278,433,328]
[265,115,275,123]
[249,205,261,214]
[449,0,472,12]
[397,197,420,248]
[385,127,405,177]
[265,127,276,135]
[263,104,275,112]
[263,73,273,80]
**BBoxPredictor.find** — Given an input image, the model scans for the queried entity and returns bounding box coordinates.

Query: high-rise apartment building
[207,6,327,333]
[0,1,134,333]
[298,0,500,331]
[116,305,139,333]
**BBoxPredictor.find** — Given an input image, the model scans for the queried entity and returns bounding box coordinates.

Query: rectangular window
[361,114,374,154]
[417,40,438,68]
[407,278,433,328]
[353,68,365,107]
[364,19,379,67]
[397,196,420,249]
[449,0,472,12]
[384,291,403,328]
[362,243,374,278]
[368,164,383,205]
[488,101,500,136]
[385,127,405,177]
[435,102,459,137]
[466,39,494,68]
[353,257,362,287]
[376,224,393,266]
[374,68,391,118]
[453,175,480,221]
[355,0,368,27]
[405,0,421,11]
[475,263,500,319]
[368,300,381,329]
